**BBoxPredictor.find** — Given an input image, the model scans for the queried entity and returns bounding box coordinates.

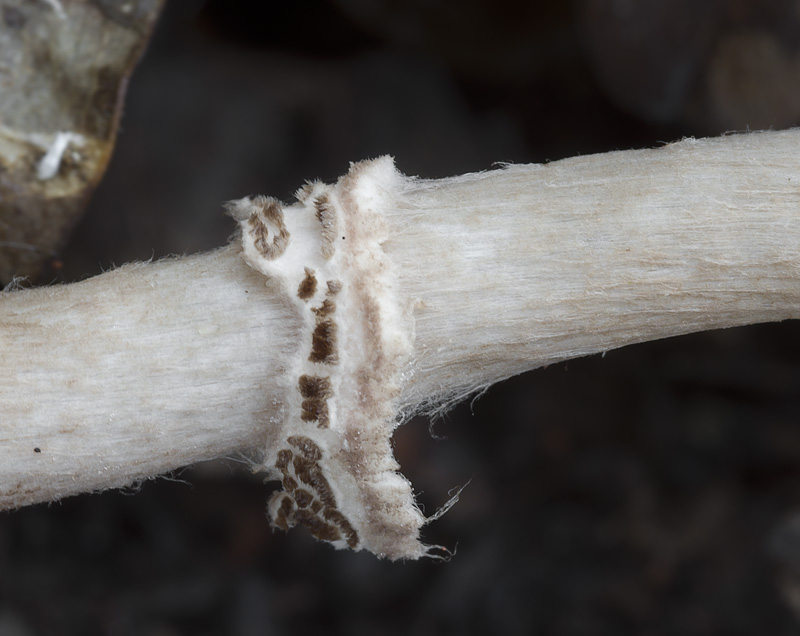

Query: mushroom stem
[389,129,800,412]
[0,247,297,509]
[0,129,798,557]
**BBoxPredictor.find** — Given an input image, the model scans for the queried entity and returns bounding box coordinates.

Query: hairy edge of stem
[0,130,798,559]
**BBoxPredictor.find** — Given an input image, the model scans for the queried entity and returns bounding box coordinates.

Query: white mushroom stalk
[1,129,799,559]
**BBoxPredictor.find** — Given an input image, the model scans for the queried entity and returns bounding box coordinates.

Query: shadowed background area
[3,1,800,634]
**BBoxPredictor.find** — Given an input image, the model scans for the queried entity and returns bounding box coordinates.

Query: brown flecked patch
[269,439,360,550]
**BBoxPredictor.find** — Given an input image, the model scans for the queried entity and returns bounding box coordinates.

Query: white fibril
[0,130,799,560]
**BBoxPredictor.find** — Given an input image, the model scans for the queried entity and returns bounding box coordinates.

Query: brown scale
[294,509,342,543]
[274,512,288,532]
[291,454,336,508]
[301,463,337,508]
[275,449,292,474]
[246,196,289,259]
[287,435,323,461]
[273,493,295,531]
[298,375,332,400]
[297,376,332,427]
[283,475,298,492]
[292,455,314,489]
[247,213,268,252]
[297,267,318,301]
[311,298,336,318]
[309,319,338,364]
[327,280,342,295]
[314,194,338,259]
[294,488,314,509]
[300,400,329,427]
[324,508,359,548]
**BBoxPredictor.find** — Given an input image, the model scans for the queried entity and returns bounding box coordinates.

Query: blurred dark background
[3,0,800,634]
